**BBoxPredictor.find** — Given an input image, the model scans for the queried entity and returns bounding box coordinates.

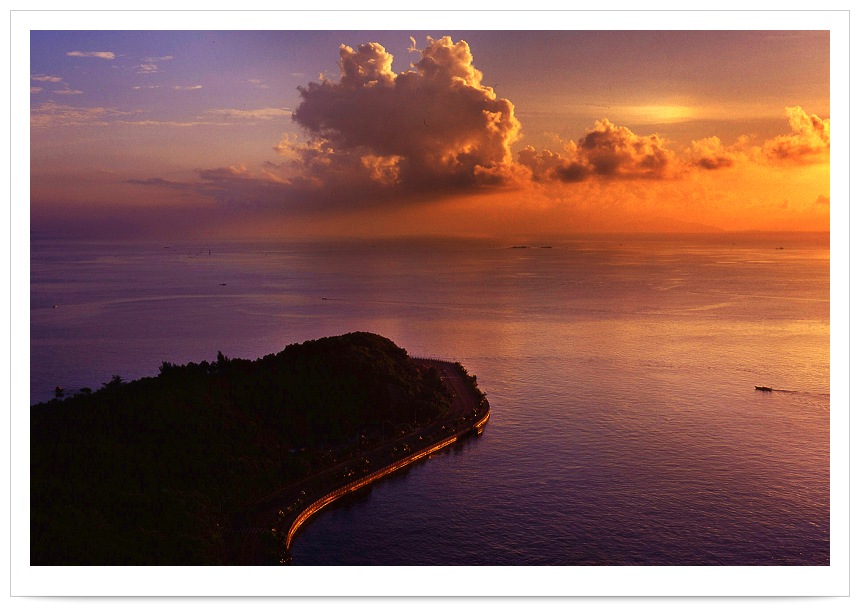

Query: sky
[29,29,831,240]
[12,12,851,599]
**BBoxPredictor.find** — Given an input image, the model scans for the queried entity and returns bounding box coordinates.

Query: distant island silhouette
[30,332,489,565]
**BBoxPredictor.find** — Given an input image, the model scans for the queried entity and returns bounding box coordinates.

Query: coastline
[230,359,490,565]
[285,404,490,555]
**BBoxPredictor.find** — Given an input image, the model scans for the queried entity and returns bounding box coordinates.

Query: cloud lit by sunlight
[31,31,830,238]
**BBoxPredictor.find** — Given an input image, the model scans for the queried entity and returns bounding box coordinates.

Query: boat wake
[756,386,829,398]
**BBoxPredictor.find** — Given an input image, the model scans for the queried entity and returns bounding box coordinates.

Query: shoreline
[285,404,490,555]
[230,359,490,565]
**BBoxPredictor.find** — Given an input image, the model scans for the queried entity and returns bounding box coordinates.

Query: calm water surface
[30,233,830,565]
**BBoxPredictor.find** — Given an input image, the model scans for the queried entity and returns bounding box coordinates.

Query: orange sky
[29,30,831,239]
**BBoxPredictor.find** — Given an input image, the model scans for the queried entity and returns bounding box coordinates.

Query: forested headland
[31,332,460,565]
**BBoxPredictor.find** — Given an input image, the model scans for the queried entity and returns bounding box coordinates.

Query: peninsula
[30,332,489,565]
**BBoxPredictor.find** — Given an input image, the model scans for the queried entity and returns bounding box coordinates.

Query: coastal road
[228,359,487,565]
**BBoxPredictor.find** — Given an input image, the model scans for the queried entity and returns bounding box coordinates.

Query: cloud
[30,74,83,96]
[192,165,311,211]
[520,106,830,183]
[135,56,172,75]
[168,37,526,216]
[125,177,193,190]
[125,39,826,227]
[205,107,292,121]
[815,194,829,206]
[31,100,273,129]
[136,63,159,74]
[288,36,523,193]
[683,107,829,169]
[116,120,225,128]
[687,136,745,170]
[31,86,43,94]
[763,106,830,164]
[125,172,285,221]
[30,102,134,128]
[517,145,589,183]
[66,51,115,60]
[248,78,270,89]
[577,119,675,178]
[173,85,203,91]
[132,85,161,90]
[519,119,676,182]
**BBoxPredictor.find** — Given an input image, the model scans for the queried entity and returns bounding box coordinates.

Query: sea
[28,232,831,566]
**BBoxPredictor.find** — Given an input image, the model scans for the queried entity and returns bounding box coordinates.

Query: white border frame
[8,6,850,598]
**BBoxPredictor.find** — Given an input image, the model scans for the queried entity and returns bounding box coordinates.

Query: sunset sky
[13,10,853,597]
[29,27,832,240]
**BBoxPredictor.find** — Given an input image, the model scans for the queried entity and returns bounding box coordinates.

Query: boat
[755,386,773,392]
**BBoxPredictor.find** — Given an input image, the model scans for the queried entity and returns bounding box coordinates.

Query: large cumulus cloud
[285,36,523,192]
[129,33,827,217]
[179,36,526,213]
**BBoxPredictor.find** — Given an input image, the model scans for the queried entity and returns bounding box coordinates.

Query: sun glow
[619,104,699,124]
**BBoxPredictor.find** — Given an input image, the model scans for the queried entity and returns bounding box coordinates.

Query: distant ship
[755,386,773,392]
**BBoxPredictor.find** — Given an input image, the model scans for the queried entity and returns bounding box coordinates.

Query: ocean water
[29,233,830,565]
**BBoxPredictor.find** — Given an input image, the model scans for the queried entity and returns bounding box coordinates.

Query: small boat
[755,386,773,392]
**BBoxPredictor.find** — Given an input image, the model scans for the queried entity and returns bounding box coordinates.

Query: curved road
[228,359,489,565]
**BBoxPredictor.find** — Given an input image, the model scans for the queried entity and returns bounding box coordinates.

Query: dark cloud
[287,36,523,192]
[518,119,676,182]
[517,146,589,183]
[181,36,526,214]
[578,119,674,178]
[123,38,829,223]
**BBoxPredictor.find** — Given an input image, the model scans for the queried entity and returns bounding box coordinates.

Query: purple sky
[28,27,832,239]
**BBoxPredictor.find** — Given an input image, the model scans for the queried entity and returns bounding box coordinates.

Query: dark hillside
[30,332,451,565]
